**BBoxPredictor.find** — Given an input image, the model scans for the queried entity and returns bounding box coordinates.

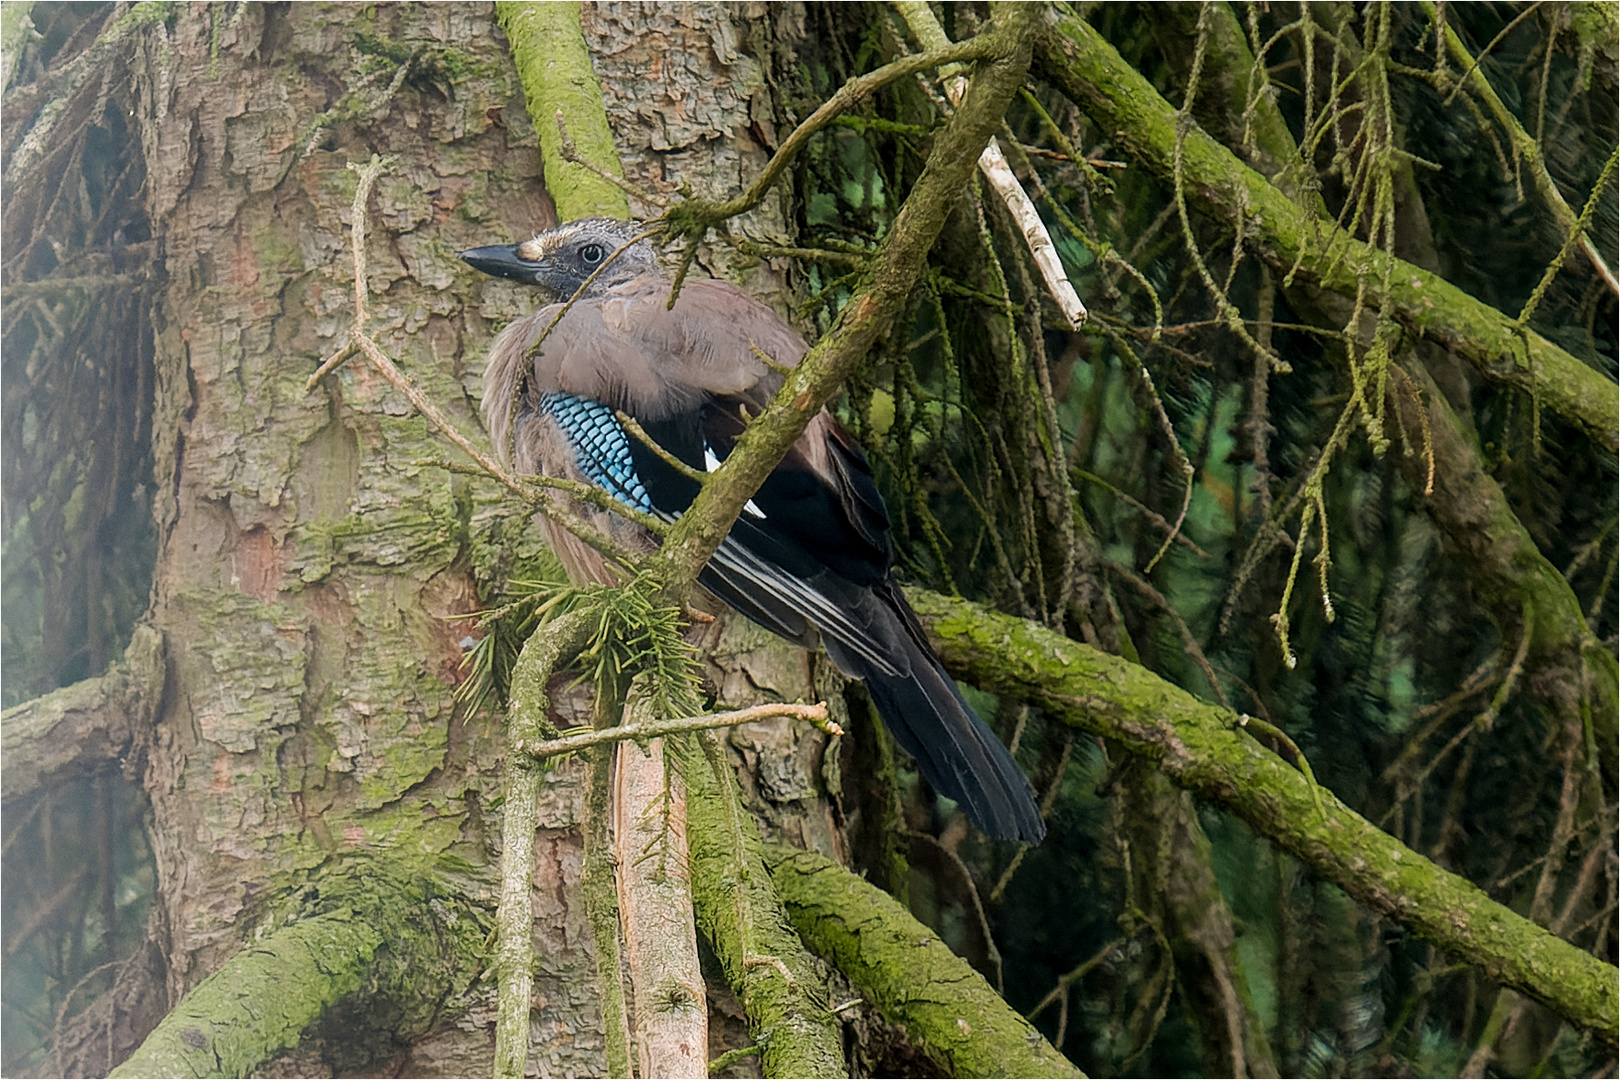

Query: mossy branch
[647,2,1043,602]
[110,910,383,1079]
[1,625,164,806]
[763,844,1085,1079]
[1146,2,1326,215]
[905,587,1619,1040]
[1420,0,1618,295]
[495,1,630,222]
[111,870,485,1080]
[686,733,849,1078]
[1034,11,1619,452]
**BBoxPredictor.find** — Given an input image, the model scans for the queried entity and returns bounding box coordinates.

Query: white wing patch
[705,445,767,519]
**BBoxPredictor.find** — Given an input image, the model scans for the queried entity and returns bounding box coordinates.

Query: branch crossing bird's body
[462,219,1044,843]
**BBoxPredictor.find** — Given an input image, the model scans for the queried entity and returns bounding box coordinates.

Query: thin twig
[518,701,838,760]
[1072,468,1210,557]
[554,110,668,211]
[1105,557,1232,709]
[527,227,668,359]
[1441,2,1545,107]
[666,35,1002,231]
[893,0,1087,329]
[616,411,710,484]
[1028,935,1128,1022]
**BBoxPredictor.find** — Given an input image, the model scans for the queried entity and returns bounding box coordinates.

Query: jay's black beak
[458,244,540,283]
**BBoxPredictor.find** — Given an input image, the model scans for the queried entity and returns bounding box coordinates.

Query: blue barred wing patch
[540,392,654,514]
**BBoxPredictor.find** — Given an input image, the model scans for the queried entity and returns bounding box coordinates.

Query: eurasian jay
[462,218,1044,843]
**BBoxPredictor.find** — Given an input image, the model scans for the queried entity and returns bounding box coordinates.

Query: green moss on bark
[111,867,488,1079]
[764,844,1085,1079]
[907,587,1619,1040]
[111,910,381,1079]
[1033,11,1619,452]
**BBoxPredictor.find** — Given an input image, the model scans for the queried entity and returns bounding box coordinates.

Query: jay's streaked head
[459,218,657,299]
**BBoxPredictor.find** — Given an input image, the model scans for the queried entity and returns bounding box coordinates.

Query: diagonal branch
[663,35,1006,236]
[906,586,1619,1040]
[1034,10,1619,452]
[687,735,851,1078]
[647,3,1044,601]
[764,844,1085,1078]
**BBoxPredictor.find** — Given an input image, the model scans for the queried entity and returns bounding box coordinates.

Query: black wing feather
[618,393,1042,842]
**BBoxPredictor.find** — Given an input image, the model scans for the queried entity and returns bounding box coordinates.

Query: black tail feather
[823,585,1045,843]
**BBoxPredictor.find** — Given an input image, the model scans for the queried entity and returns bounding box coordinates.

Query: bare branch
[517,701,837,760]
[892,0,1088,329]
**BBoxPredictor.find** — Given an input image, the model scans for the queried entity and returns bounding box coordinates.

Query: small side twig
[616,411,710,484]
[518,702,837,760]
[526,226,667,358]
[660,35,1002,238]
[892,0,1087,330]
[556,111,668,212]
[706,1046,760,1076]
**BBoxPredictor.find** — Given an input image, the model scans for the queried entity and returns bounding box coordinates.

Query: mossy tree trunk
[124,4,558,1074]
[93,3,854,1075]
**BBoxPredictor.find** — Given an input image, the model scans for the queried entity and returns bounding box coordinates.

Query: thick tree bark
[105,4,868,1075]
[123,5,601,1073]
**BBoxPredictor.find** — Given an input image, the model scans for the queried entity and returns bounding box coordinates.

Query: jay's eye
[578,243,605,265]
